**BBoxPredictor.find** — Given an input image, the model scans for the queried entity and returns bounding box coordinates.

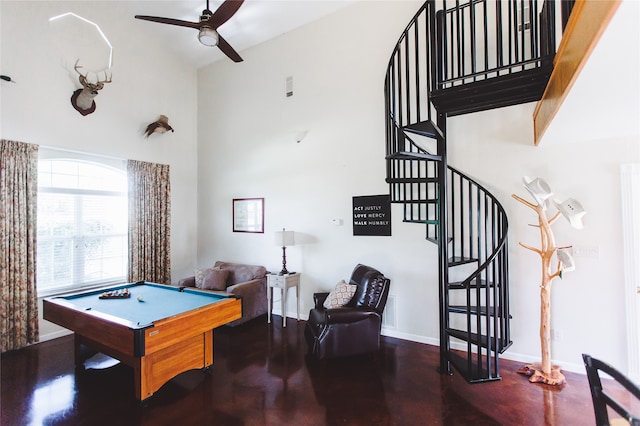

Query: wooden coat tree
[512,177,585,386]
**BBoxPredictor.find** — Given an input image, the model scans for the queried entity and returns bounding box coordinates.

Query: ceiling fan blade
[208,0,244,29]
[217,35,243,62]
[135,15,201,29]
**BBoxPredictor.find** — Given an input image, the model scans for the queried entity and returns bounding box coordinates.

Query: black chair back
[347,264,390,314]
[582,353,640,426]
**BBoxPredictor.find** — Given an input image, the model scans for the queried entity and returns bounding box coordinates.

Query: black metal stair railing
[385,2,440,241]
[431,0,557,115]
[385,1,437,154]
[435,0,556,89]
[445,166,511,382]
[382,0,563,383]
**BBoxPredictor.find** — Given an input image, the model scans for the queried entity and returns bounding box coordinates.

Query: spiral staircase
[384,0,572,382]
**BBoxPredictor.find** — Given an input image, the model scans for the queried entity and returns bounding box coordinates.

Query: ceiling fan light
[198,27,218,47]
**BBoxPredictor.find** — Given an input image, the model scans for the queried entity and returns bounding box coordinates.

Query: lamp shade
[275,229,295,247]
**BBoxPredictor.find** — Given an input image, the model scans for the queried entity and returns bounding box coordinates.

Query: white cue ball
[137,295,144,302]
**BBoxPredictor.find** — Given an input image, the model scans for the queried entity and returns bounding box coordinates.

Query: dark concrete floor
[0,315,620,425]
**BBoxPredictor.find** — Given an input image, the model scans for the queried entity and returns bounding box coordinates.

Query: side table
[266,272,301,327]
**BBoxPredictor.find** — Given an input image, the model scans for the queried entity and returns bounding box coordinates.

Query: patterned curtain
[1,140,39,352]
[127,160,171,284]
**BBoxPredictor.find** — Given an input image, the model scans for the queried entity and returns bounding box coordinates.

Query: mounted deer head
[71,59,112,116]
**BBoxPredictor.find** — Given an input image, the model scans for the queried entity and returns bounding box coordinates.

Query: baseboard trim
[381,328,585,375]
[38,329,73,343]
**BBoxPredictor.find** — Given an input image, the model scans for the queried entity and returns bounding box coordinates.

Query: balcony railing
[434,0,556,89]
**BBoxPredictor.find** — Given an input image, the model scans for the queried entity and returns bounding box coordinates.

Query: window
[37,153,127,296]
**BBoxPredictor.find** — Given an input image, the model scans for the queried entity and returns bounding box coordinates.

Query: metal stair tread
[448,305,512,318]
[448,278,495,289]
[448,351,502,383]
[446,328,511,352]
[403,218,439,225]
[386,177,439,184]
[396,198,438,204]
[402,120,444,140]
[448,256,478,267]
[386,151,442,161]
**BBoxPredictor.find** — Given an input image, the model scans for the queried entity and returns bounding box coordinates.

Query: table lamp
[275,228,295,275]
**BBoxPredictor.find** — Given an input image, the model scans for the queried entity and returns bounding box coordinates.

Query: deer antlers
[71,59,112,116]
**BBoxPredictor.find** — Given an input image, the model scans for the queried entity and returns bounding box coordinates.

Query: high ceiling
[45,0,637,144]
[124,0,355,69]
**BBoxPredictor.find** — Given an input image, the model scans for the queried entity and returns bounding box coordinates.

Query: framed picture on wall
[352,194,391,236]
[233,198,264,233]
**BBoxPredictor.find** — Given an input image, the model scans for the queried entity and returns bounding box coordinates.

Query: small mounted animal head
[71,59,112,116]
[144,115,174,138]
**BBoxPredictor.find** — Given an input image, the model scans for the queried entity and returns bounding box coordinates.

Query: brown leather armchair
[304,264,390,360]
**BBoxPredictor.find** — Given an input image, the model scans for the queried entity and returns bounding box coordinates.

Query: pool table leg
[133,359,145,402]
[74,335,84,370]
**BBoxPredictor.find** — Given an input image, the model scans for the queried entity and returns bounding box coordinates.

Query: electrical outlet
[551,329,563,341]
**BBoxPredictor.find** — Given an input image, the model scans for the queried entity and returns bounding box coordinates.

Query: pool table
[43,281,242,401]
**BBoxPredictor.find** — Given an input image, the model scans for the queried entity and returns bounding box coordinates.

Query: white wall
[198,1,438,342]
[1,1,199,337]
[197,0,639,374]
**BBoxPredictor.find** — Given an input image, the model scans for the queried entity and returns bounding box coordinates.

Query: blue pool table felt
[58,283,230,327]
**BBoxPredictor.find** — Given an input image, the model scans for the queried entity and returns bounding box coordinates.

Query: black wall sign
[352,195,392,236]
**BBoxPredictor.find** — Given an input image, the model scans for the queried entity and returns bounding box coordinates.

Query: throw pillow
[201,268,230,291]
[323,280,357,309]
[195,267,221,288]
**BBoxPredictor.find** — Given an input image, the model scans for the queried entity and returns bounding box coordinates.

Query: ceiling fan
[135,0,244,62]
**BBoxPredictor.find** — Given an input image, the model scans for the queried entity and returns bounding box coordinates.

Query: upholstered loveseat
[178,261,268,326]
